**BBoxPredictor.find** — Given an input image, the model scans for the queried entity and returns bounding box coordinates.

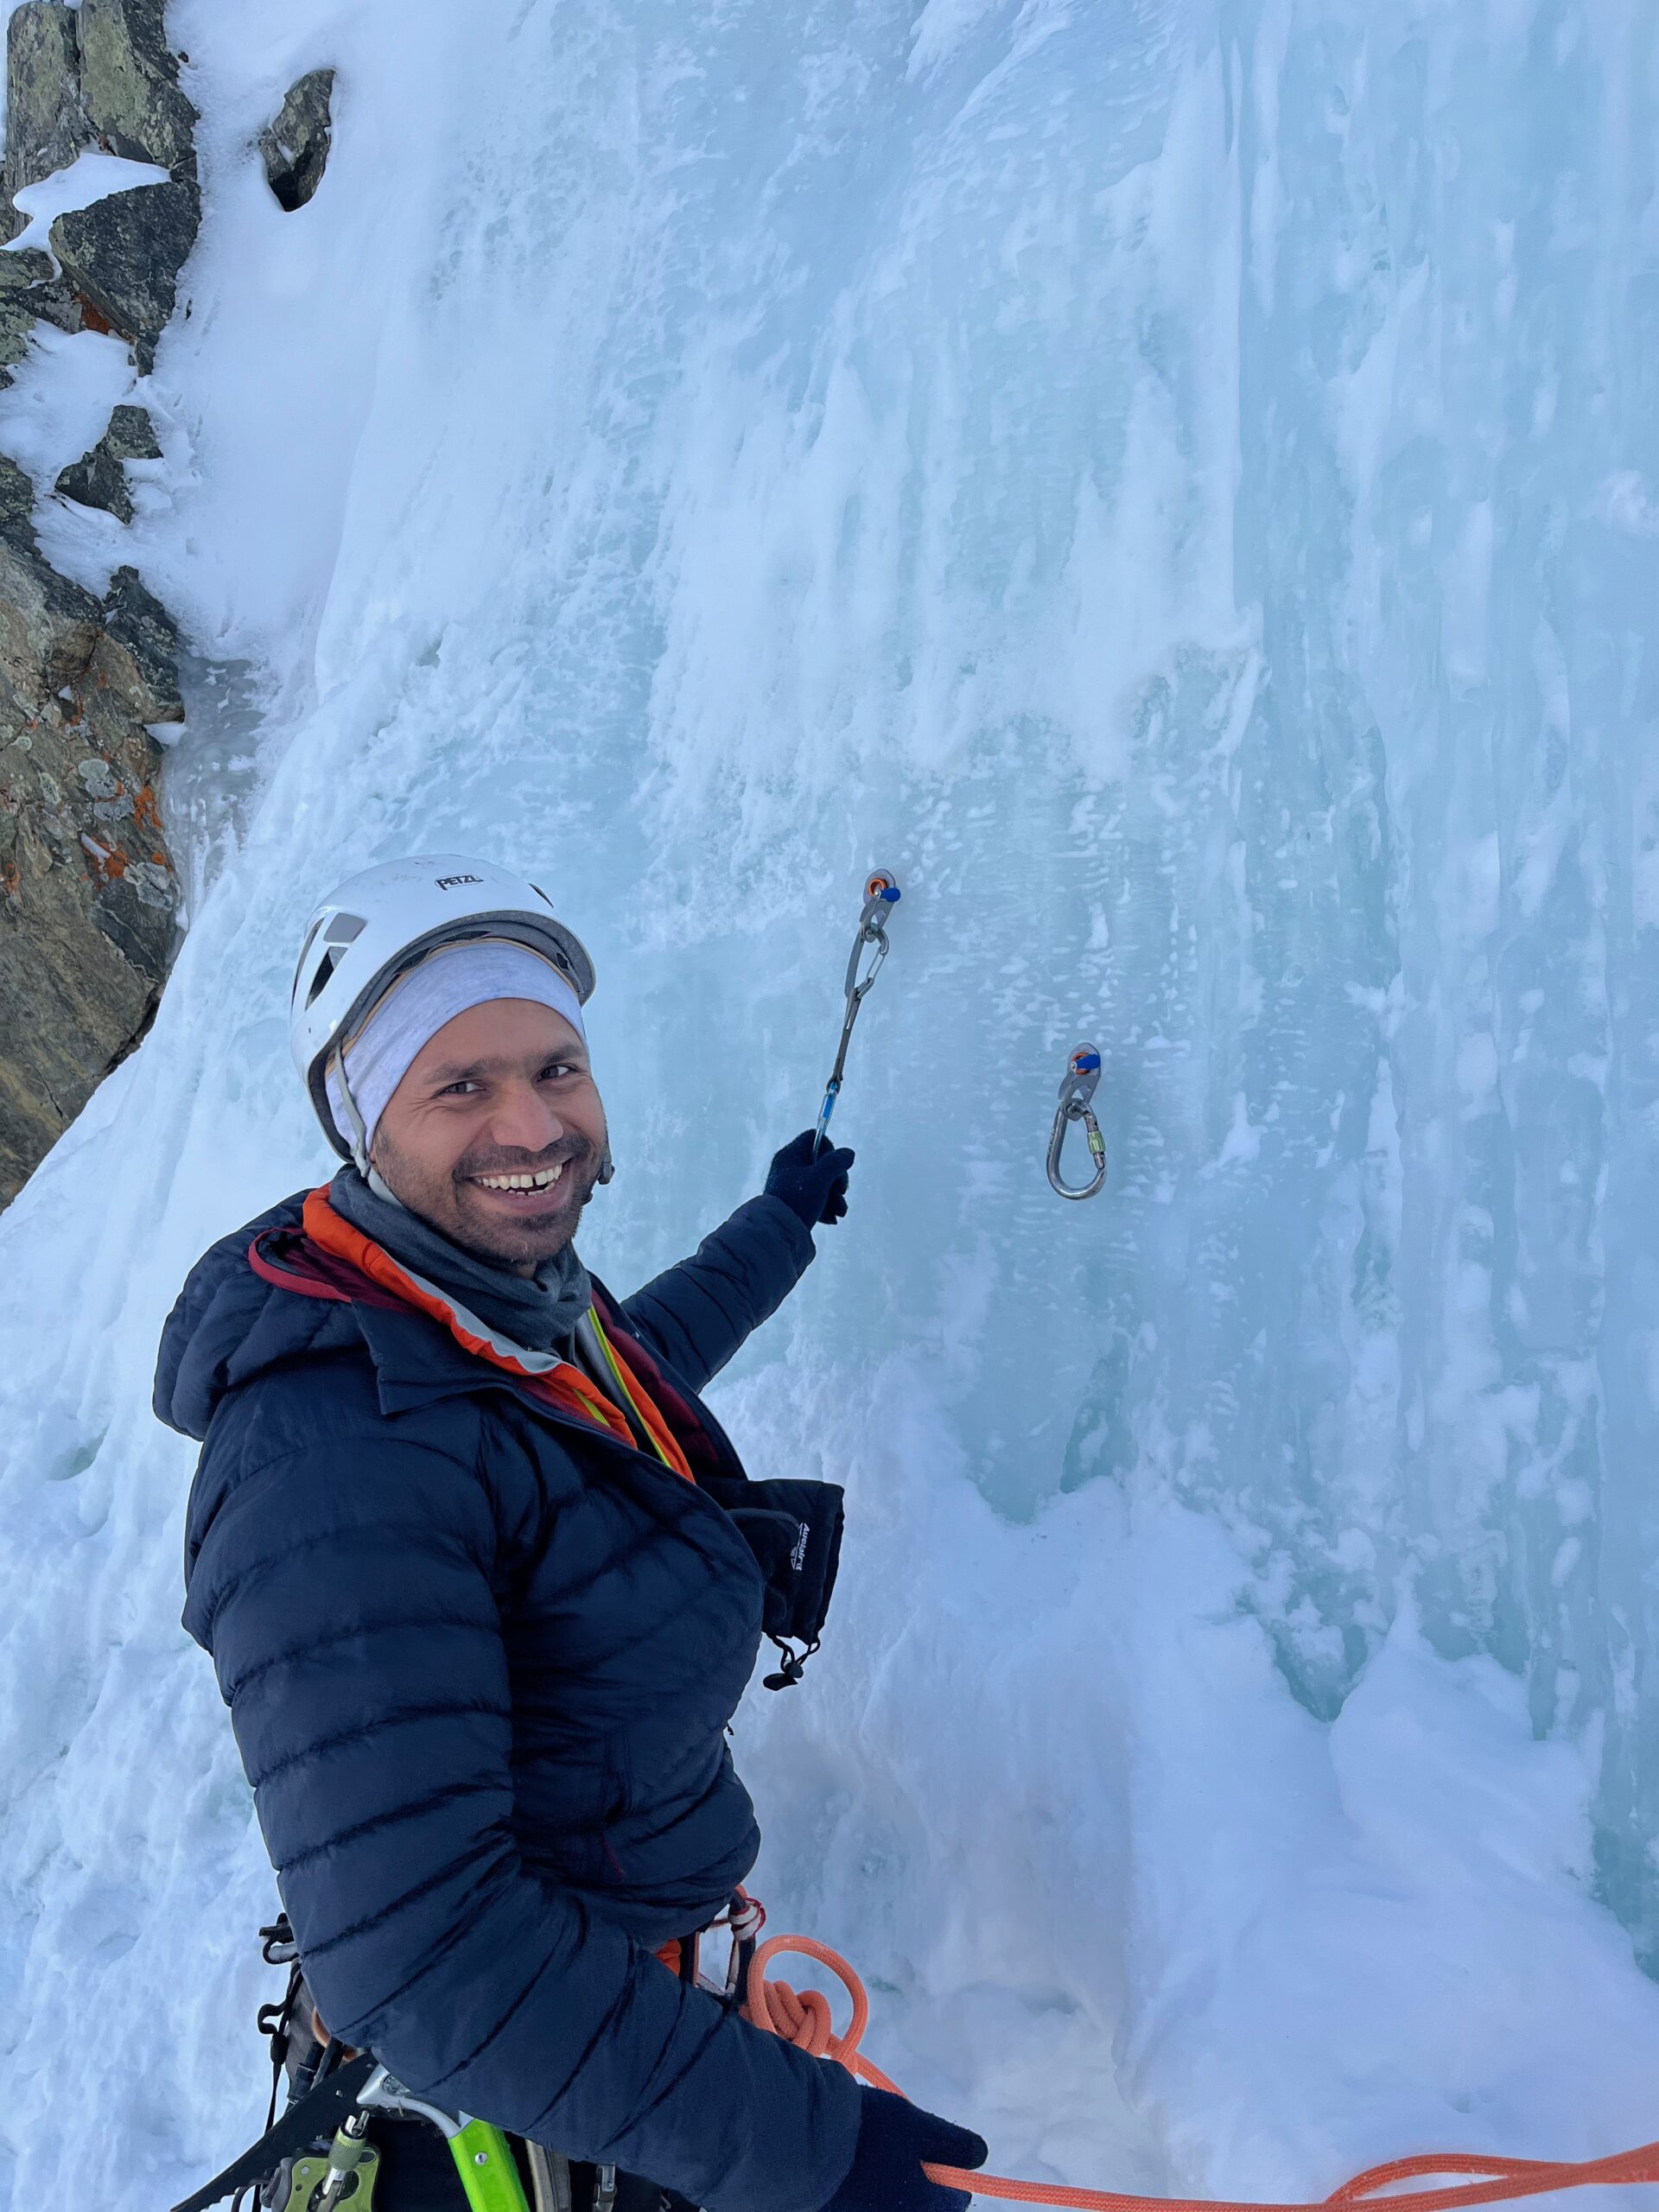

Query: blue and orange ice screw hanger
[1047,1044,1106,1200]
[813,868,903,1155]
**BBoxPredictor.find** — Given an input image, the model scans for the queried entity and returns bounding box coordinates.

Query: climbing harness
[178,1898,770,2212]
[173,2044,563,2212]
[814,868,902,1153]
[1046,1044,1106,1200]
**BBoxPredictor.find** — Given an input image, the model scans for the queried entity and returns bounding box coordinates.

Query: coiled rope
[745,1933,1659,2212]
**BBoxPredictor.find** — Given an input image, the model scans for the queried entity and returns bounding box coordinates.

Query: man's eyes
[438,1065,580,1098]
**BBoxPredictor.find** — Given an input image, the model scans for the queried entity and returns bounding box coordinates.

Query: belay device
[814,867,902,1154]
[1046,1043,1106,1200]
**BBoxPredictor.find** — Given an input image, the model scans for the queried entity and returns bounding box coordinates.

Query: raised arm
[620,1195,816,1390]
[183,1427,860,2212]
[621,1135,855,1390]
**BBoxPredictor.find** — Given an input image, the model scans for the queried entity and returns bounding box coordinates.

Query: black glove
[818,2086,988,2212]
[699,1474,845,1647]
[766,1128,855,1229]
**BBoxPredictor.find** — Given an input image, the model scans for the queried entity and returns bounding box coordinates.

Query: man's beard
[373,1128,604,1271]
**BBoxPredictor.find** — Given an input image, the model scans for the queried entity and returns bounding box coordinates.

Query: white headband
[325,939,587,1163]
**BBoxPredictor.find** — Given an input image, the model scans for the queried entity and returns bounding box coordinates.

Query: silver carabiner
[816,868,903,1150]
[1046,1044,1106,1200]
[842,869,900,1002]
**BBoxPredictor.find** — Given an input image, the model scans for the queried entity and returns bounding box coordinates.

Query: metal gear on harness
[173,2054,529,2212]
[186,1894,768,2212]
[1046,1045,1106,1201]
[814,868,903,1154]
[276,2107,380,2212]
[354,2068,527,2212]
[170,2052,378,2212]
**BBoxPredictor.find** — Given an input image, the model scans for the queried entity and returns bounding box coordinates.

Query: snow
[1,320,149,554]
[4,149,172,253]
[2,1,1658,2207]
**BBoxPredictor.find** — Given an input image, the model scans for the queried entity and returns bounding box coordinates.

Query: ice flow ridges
[0,3,1656,2202]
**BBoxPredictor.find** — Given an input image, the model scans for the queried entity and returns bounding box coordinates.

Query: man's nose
[486,1080,564,1154]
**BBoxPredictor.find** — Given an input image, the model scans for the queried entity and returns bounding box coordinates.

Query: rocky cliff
[0,7,338,1205]
[0,0,199,1203]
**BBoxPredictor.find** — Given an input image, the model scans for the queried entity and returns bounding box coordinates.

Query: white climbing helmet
[289,853,597,1160]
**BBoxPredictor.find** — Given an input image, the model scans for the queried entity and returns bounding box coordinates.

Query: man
[156,855,985,2212]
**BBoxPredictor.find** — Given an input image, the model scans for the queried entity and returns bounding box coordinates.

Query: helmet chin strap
[327,1044,378,1182]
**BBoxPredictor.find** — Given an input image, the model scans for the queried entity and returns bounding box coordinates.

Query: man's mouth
[467,1162,566,1198]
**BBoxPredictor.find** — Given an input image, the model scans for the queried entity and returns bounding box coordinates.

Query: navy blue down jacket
[156,1188,862,2212]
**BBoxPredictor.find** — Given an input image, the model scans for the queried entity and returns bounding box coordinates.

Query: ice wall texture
[3,0,1659,2202]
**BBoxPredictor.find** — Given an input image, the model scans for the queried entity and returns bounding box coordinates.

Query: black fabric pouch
[701,1474,845,1648]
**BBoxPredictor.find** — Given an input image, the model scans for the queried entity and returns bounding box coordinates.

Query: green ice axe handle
[359,2069,531,2212]
[448,2120,533,2212]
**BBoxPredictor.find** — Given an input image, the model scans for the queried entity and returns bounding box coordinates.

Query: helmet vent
[325,912,366,945]
[305,947,342,1007]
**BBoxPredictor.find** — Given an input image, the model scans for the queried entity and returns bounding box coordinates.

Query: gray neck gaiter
[328,1165,593,1357]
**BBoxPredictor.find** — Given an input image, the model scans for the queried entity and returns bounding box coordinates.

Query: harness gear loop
[815,868,903,1153]
[1046,1044,1106,1201]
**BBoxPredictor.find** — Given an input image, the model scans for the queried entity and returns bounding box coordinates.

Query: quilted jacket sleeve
[620,1196,816,1391]
[182,1427,860,2212]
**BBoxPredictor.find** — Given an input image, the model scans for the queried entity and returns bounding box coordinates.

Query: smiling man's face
[370,997,608,1274]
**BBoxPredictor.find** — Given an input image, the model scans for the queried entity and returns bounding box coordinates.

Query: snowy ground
[2,2,1658,2206]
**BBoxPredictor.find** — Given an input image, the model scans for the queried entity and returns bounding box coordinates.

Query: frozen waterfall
[1,1,1657,2205]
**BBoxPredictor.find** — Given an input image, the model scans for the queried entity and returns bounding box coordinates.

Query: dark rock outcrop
[0,476,182,1202]
[50,176,200,373]
[0,531,101,696]
[55,403,162,523]
[0,248,85,381]
[1,3,89,238]
[0,3,200,380]
[0,0,196,1206]
[55,442,125,519]
[259,67,335,212]
[76,0,197,174]
[0,454,35,536]
[106,403,162,462]
[92,562,181,721]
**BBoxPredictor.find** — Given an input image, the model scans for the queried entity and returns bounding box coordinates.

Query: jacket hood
[155,1189,630,1444]
[154,1190,367,1440]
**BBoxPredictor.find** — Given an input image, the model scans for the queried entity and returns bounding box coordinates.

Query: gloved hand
[817,2085,988,2212]
[765,1128,855,1229]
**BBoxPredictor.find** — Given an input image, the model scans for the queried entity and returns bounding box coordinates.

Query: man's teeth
[474,1164,565,1192]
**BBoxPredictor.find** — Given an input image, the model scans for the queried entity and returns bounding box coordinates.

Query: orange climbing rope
[744,1932,1659,2212]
